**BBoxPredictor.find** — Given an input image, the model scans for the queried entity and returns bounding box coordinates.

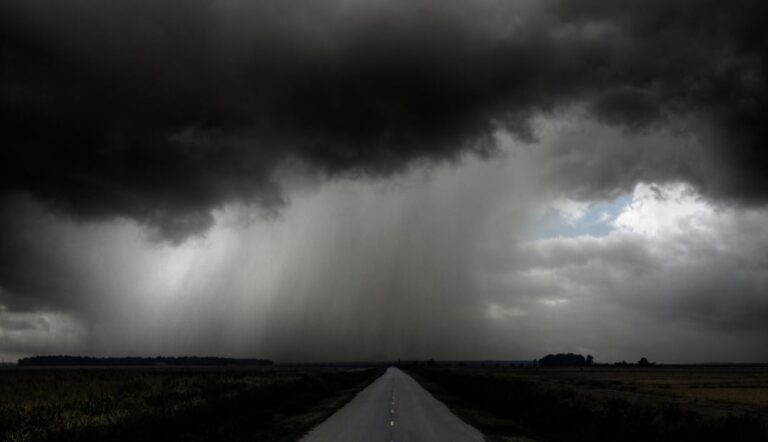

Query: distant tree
[539,353,586,367]
[638,357,650,367]
[427,359,436,367]
[586,355,594,366]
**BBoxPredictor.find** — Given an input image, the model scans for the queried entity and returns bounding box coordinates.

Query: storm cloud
[2,0,768,362]
[2,0,768,240]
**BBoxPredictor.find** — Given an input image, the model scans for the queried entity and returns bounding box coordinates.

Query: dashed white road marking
[390,385,396,440]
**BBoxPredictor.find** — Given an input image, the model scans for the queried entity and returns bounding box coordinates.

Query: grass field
[0,367,382,442]
[489,367,768,410]
[407,366,768,442]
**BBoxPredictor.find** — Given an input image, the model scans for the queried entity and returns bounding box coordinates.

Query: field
[0,367,382,442]
[407,366,768,442]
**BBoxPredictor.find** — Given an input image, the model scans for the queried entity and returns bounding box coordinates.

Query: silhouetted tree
[539,353,586,367]
[586,355,594,366]
[638,357,650,367]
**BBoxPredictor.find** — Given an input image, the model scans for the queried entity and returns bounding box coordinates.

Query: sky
[1,0,767,363]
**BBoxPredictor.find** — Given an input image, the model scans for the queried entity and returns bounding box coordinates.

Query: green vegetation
[406,367,768,442]
[0,367,382,442]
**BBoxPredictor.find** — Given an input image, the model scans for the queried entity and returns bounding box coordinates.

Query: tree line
[536,353,655,367]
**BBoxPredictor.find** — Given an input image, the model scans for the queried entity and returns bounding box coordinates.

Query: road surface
[301,367,485,442]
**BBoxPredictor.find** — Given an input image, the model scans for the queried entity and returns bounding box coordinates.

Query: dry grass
[407,366,768,442]
[493,367,768,410]
[0,367,382,442]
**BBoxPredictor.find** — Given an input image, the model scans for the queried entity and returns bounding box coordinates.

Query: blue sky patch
[531,194,631,239]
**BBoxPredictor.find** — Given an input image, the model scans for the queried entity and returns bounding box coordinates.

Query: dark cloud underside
[1,0,767,241]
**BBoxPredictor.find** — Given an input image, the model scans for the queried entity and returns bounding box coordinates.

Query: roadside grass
[0,367,382,442]
[406,367,768,442]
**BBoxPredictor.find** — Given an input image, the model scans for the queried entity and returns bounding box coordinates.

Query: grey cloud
[3,0,768,363]
[488,205,768,361]
[529,117,708,202]
[0,156,538,361]
[0,302,85,359]
[3,150,768,362]
[0,307,49,332]
[516,235,658,276]
[589,88,665,132]
[1,0,767,242]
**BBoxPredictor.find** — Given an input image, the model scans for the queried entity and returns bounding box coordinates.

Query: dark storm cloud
[553,0,768,204]
[1,0,767,240]
[0,196,93,310]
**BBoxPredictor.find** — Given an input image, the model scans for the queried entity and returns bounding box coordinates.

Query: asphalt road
[301,367,485,442]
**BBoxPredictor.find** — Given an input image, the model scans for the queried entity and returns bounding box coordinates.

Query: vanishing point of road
[301,367,485,442]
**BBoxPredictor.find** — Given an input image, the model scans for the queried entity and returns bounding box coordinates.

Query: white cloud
[551,199,590,225]
[614,183,714,237]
